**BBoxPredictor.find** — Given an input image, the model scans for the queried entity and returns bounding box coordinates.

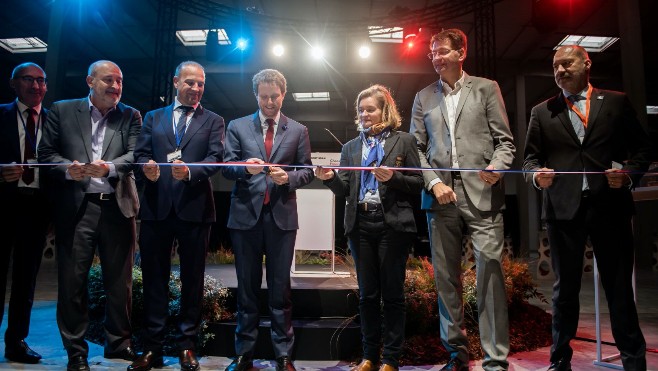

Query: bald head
[553,44,591,94]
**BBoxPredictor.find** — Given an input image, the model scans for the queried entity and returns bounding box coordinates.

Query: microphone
[324,128,344,147]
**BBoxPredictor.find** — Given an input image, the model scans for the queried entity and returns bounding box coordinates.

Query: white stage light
[358,45,371,58]
[311,46,324,59]
[273,44,285,57]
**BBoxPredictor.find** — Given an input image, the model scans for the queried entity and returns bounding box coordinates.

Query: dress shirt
[172,97,198,136]
[258,110,281,142]
[82,97,116,194]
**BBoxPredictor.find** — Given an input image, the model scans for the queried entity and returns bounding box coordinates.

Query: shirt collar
[87,96,116,115]
[440,70,465,94]
[258,110,280,126]
[563,83,590,100]
[173,97,200,112]
[15,99,41,115]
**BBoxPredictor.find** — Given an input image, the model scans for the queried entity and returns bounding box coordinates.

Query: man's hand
[605,168,630,189]
[68,161,86,181]
[534,168,555,189]
[82,160,110,178]
[171,159,189,181]
[372,166,394,182]
[245,158,266,175]
[432,182,457,204]
[0,164,24,183]
[315,166,335,181]
[269,166,289,185]
[478,165,501,186]
[143,160,160,182]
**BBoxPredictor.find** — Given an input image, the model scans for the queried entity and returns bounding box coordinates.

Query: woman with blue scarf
[316,85,423,371]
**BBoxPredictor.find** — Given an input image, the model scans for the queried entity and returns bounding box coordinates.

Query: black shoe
[4,340,42,364]
[440,357,468,371]
[179,349,200,371]
[226,355,253,371]
[276,356,296,371]
[128,351,164,371]
[67,355,90,371]
[105,346,138,361]
[547,359,572,371]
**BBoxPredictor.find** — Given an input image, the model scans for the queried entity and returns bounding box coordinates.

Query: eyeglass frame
[427,48,458,60]
[16,76,48,86]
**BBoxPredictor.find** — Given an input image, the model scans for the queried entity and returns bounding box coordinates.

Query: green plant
[86,263,232,356]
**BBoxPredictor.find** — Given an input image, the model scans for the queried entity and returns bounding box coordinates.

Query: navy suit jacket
[134,104,224,223]
[523,88,653,220]
[38,98,142,224]
[222,112,313,231]
[0,101,49,195]
[323,130,424,234]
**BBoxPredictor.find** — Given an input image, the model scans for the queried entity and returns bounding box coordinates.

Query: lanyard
[18,108,39,154]
[564,85,593,128]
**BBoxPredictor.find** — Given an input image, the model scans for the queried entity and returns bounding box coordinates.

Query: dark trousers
[56,195,135,358]
[348,209,410,367]
[229,205,296,358]
[139,211,210,352]
[0,189,50,347]
[547,196,646,371]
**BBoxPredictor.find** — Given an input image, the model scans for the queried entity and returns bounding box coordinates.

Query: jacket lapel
[180,106,208,149]
[162,105,176,148]
[454,74,473,130]
[101,104,120,157]
[6,102,21,159]
[250,112,267,160]
[584,88,604,140]
[381,131,400,164]
[75,99,93,162]
[552,92,582,145]
[270,114,289,161]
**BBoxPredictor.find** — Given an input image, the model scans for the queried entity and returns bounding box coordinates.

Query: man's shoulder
[418,80,440,95]
[51,98,86,110]
[280,114,307,130]
[0,102,14,112]
[116,101,141,115]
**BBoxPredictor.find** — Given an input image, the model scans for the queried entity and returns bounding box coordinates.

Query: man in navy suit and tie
[129,61,224,371]
[0,62,51,364]
[223,69,313,371]
[523,45,652,371]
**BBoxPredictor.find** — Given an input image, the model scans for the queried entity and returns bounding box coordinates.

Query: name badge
[167,150,182,163]
[27,158,38,169]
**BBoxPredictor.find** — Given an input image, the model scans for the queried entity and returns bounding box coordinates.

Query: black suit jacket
[523,88,653,221]
[0,101,49,194]
[38,98,142,225]
[323,130,424,234]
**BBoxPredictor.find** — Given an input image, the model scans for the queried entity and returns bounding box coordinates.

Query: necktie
[175,106,194,147]
[22,108,36,184]
[263,119,275,205]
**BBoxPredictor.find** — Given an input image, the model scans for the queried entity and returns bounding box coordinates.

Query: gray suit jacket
[410,73,515,212]
[222,112,314,230]
[38,98,142,224]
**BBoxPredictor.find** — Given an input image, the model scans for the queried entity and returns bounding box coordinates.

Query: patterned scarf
[359,129,389,200]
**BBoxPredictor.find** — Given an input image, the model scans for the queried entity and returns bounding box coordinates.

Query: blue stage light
[236,38,248,51]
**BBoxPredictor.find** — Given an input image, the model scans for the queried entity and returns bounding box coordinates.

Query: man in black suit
[38,60,142,371]
[129,61,224,371]
[523,45,652,371]
[223,69,313,371]
[0,62,50,364]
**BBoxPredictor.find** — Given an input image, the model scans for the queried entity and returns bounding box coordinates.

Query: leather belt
[452,172,462,180]
[86,193,115,201]
[357,202,382,212]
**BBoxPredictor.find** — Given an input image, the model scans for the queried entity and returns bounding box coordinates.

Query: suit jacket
[223,112,313,231]
[38,98,141,223]
[410,73,516,212]
[0,101,49,196]
[323,130,424,234]
[134,104,224,223]
[523,88,653,221]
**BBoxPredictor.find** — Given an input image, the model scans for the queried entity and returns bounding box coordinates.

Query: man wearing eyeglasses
[410,29,515,371]
[0,62,51,365]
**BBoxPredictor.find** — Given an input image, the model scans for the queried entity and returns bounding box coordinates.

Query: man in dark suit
[129,61,224,371]
[38,60,141,371]
[223,69,313,371]
[410,29,515,371]
[523,45,652,371]
[0,62,50,364]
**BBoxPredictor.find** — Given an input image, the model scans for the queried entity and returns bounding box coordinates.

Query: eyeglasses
[18,76,47,85]
[427,49,456,60]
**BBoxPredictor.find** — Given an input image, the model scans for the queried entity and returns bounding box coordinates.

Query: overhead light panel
[0,37,47,53]
[176,29,231,46]
[647,106,658,115]
[292,92,330,102]
[368,26,403,44]
[555,35,619,53]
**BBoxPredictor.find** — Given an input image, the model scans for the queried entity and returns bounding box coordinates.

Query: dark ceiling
[1,0,656,152]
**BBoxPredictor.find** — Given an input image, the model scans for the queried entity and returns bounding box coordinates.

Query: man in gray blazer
[409,29,515,371]
[38,60,141,371]
[223,69,313,371]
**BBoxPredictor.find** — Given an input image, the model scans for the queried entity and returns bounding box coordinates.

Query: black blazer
[323,130,424,234]
[523,88,653,221]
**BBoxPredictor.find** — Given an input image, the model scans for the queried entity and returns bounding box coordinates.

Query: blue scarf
[359,129,389,200]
